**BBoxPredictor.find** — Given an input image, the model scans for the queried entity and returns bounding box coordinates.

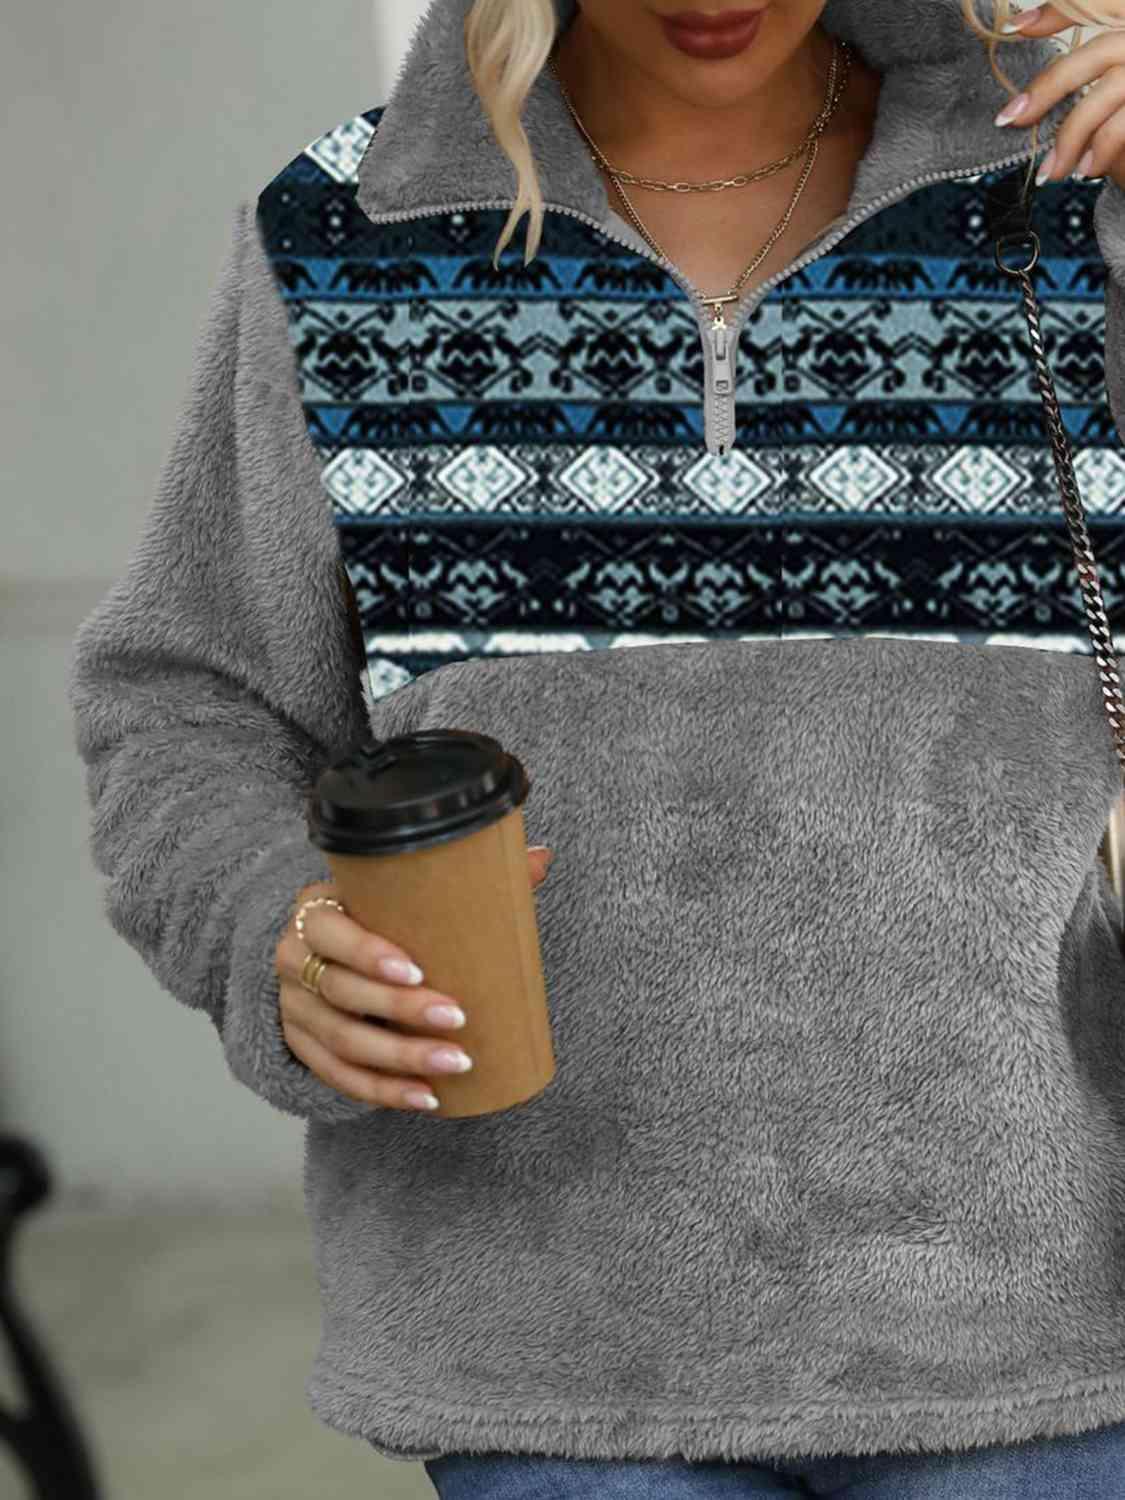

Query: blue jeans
[423,1419,1125,1498]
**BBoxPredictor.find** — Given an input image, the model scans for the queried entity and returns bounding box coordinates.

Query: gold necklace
[548,38,851,329]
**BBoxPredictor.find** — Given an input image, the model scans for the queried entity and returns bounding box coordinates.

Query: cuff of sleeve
[221,833,378,1125]
[1094,176,1125,289]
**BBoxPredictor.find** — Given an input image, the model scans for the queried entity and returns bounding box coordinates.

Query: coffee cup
[306,731,555,1117]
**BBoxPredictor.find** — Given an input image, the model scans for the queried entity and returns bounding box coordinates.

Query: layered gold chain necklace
[547,36,852,332]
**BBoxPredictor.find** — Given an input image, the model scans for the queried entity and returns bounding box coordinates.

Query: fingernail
[428,1047,474,1073]
[1036,146,1057,186]
[376,955,424,985]
[405,1089,440,1111]
[994,91,1030,126]
[1074,148,1095,181]
[425,1004,466,1028]
[1002,5,1041,31]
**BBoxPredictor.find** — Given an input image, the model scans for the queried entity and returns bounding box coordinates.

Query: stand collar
[355,0,1068,233]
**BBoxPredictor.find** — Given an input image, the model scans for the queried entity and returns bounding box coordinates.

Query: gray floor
[3,1200,435,1500]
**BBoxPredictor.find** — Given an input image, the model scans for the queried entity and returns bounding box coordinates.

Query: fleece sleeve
[66,198,381,1126]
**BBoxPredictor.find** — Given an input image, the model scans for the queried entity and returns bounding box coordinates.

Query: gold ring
[300,951,329,996]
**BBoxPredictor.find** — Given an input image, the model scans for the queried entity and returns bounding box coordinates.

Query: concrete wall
[3,0,428,1208]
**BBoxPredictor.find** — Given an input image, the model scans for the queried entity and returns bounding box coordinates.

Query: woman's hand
[275,844,554,1111]
[995,4,1125,189]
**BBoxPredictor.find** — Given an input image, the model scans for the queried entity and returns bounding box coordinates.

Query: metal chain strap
[993,224,1125,904]
[994,230,1125,756]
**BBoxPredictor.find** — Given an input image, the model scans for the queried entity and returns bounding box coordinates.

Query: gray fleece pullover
[67,0,1125,1467]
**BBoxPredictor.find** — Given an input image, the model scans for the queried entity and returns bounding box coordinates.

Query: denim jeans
[423,1419,1125,1498]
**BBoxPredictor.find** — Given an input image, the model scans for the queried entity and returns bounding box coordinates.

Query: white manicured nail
[405,1090,440,1110]
[429,1047,473,1072]
[377,956,424,985]
[995,92,1030,126]
[425,1004,466,1028]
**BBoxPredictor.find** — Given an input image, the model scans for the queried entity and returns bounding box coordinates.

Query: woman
[68,0,1125,1493]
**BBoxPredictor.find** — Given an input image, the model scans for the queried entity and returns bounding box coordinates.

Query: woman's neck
[550,15,844,182]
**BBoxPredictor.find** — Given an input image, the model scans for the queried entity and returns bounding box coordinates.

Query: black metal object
[983,160,1125,918]
[0,1136,104,1498]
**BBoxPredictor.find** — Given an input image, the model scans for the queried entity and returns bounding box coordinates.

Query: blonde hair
[464,0,1124,268]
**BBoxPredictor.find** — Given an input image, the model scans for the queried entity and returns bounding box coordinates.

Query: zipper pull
[708,307,733,398]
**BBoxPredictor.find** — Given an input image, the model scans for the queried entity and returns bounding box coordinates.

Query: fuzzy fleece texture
[67,200,377,1129]
[66,0,1125,1470]
[356,0,1074,233]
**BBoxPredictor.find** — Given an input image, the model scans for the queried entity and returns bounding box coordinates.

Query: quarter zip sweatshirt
[68,0,1125,1466]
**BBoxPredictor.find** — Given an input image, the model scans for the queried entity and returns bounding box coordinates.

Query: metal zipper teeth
[695,142,1048,455]
[359,140,1044,452]
[711,142,1048,341]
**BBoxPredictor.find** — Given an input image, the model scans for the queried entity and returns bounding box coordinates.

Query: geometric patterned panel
[303,113,376,185]
[317,440,1125,519]
[344,511,1125,631]
[256,106,1125,698]
[341,511,1125,688]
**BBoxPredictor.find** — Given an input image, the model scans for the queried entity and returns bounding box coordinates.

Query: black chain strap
[990,174,1125,750]
[986,162,1125,906]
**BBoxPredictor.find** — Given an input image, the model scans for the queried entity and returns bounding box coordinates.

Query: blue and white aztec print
[259,106,1125,701]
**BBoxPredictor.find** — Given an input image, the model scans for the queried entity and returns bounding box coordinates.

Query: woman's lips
[661,9,765,60]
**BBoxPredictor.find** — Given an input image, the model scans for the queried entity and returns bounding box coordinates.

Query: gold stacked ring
[294,895,348,998]
[300,950,330,996]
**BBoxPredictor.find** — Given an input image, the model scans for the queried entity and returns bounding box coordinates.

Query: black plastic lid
[306,730,530,857]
